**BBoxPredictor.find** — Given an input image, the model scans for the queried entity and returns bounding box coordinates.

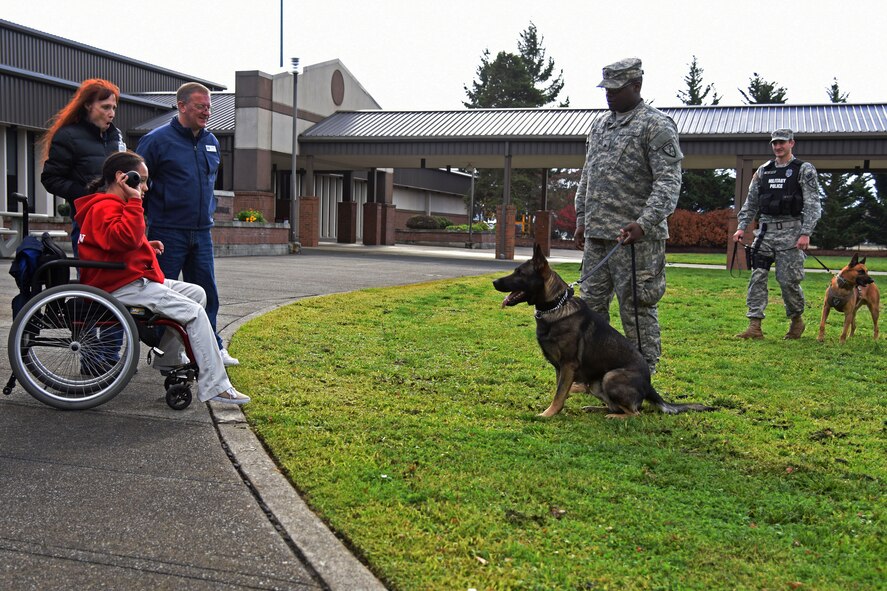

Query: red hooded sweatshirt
[73,192,165,293]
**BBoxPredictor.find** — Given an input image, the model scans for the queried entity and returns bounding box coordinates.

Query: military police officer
[574,58,683,374]
[733,128,822,339]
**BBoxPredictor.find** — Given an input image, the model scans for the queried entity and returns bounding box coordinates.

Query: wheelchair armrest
[33,259,126,291]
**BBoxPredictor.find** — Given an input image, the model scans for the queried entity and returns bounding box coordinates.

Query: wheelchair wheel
[7,284,140,410]
[165,383,192,410]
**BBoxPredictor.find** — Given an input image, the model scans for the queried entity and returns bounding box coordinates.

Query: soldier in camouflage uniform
[573,58,683,374]
[733,128,822,339]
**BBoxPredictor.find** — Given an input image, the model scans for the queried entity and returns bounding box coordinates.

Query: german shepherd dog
[817,253,880,343]
[493,245,714,418]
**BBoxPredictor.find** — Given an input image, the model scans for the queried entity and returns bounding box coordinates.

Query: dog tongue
[501,292,519,308]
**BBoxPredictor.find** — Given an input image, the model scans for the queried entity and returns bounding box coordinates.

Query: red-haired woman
[40,78,127,255]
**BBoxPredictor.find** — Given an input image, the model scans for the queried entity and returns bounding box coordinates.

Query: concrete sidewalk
[1,243,571,590]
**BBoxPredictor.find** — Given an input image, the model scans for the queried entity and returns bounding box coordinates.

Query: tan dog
[817,254,880,343]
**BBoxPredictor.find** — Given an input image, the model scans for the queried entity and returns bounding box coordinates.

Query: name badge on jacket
[206,145,217,152]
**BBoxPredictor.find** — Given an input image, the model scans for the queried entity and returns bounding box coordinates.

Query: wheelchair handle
[12,193,29,236]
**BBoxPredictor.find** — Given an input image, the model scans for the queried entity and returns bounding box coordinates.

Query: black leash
[729,241,749,278]
[805,251,833,274]
[630,243,643,354]
[568,241,623,289]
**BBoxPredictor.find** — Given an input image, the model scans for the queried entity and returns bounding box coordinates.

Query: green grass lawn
[230,266,884,591]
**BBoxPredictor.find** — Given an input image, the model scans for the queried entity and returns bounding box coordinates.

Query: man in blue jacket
[136,82,238,366]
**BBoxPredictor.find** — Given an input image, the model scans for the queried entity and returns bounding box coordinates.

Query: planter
[211,220,291,256]
[395,229,496,249]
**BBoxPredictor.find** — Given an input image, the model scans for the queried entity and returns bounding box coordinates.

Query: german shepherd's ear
[850,253,859,267]
[532,243,549,272]
[859,256,867,266]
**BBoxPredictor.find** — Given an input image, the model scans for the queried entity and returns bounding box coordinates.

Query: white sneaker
[220,348,240,366]
[210,388,250,405]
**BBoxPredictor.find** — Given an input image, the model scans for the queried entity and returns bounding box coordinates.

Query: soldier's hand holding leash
[619,222,644,245]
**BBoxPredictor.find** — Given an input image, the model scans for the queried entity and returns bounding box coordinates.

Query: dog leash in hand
[569,241,623,289]
[804,251,834,274]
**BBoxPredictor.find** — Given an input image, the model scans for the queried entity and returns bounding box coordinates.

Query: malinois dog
[493,245,714,418]
[817,253,880,343]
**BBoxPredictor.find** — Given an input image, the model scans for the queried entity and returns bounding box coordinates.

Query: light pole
[289,57,300,244]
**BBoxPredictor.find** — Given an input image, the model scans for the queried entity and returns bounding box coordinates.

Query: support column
[727,157,757,270]
[337,172,357,244]
[363,169,382,245]
[496,148,515,260]
[496,204,516,260]
[362,202,383,245]
[534,210,552,257]
[299,196,319,247]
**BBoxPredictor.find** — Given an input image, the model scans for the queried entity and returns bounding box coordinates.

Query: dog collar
[535,288,574,319]
[837,275,850,289]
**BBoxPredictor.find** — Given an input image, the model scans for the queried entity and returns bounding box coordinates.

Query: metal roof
[130,93,237,134]
[303,104,887,141]
[298,103,887,172]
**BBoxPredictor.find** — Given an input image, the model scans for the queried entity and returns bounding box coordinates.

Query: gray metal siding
[1,20,223,92]
[0,72,168,132]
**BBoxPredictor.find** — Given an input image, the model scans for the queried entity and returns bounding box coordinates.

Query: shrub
[236,209,266,223]
[406,215,452,230]
[667,208,731,248]
[446,222,491,232]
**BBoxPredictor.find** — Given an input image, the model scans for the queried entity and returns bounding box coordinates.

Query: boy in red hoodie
[75,152,249,404]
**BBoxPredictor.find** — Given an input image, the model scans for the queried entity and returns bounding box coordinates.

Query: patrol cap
[597,58,644,89]
[771,128,794,142]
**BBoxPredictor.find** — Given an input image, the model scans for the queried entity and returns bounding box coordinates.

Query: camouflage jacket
[574,101,683,241]
[736,157,822,237]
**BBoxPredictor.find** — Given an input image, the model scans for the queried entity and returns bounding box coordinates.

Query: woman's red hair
[40,78,120,162]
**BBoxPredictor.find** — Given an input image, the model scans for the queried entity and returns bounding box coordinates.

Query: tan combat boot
[736,318,764,339]
[784,315,805,339]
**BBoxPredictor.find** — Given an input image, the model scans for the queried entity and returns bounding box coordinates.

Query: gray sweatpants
[112,278,232,401]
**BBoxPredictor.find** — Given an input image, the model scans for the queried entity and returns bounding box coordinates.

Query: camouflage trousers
[745,222,806,319]
[579,239,667,372]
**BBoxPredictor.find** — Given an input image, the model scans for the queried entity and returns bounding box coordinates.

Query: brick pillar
[534,210,552,257]
[381,203,396,245]
[363,202,383,245]
[298,196,319,247]
[337,201,358,244]
[496,204,516,260]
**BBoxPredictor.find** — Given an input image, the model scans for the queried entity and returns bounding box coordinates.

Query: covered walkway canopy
[300,103,887,259]
[300,104,887,173]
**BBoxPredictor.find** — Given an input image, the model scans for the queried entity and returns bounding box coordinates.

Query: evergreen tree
[678,169,735,212]
[814,78,882,248]
[517,22,567,107]
[826,77,849,103]
[464,22,566,109]
[676,56,731,211]
[463,23,568,213]
[739,73,787,104]
[676,55,720,106]
[861,174,887,246]
[812,173,867,249]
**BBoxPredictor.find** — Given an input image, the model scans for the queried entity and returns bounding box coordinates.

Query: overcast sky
[3,0,885,110]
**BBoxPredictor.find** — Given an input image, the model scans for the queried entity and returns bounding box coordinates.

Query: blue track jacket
[136,116,221,231]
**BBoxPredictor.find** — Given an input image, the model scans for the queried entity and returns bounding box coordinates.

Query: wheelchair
[5,246,198,411]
